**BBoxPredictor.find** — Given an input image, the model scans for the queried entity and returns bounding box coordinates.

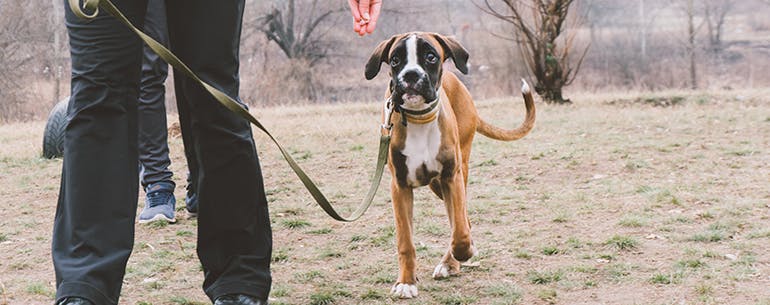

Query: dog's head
[365,32,469,108]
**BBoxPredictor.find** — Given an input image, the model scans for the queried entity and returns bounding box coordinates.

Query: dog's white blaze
[402,115,442,187]
[398,35,425,83]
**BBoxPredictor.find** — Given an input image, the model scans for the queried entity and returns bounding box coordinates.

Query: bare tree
[256,0,340,66]
[48,0,67,105]
[0,2,36,121]
[683,0,699,89]
[478,0,589,104]
[703,0,733,55]
[251,0,343,100]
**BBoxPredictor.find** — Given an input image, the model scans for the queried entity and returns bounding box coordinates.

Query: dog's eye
[390,57,400,67]
[425,53,438,64]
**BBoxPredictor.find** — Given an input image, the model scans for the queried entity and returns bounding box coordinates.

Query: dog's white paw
[432,263,451,279]
[391,283,418,299]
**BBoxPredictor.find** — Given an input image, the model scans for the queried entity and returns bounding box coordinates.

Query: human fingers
[366,1,382,34]
[348,0,362,21]
[358,0,372,22]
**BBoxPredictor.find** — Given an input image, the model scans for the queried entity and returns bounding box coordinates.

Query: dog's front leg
[390,181,418,298]
[434,170,475,279]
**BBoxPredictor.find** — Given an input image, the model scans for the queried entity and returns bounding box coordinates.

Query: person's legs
[138,0,173,189]
[53,1,147,304]
[166,0,272,301]
[137,0,176,223]
[177,85,199,218]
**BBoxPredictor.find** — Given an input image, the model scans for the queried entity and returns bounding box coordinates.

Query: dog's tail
[476,79,536,141]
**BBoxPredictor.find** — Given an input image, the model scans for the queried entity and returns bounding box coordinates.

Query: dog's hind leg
[429,180,444,200]
[432,249,461,279]
[390,182,419,299]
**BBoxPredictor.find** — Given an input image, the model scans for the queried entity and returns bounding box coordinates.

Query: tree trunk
[687,0,697,89]
[537,85,571,104]
[639,0,647,60]
[51,0,63,105]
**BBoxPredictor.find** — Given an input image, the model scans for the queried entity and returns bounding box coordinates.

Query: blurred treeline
[1,0,769,122]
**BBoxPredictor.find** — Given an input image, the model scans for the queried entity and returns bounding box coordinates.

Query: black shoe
[57,297,94,305]
[213,294,267,305]
[184,174,198,218]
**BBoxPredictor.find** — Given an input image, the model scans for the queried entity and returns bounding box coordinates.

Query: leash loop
[68,0,100,19]
[381,97,394,133]
[67,0,389,222]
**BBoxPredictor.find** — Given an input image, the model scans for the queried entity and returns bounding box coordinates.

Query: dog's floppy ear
[365,35,400,80]
[432,34,470,74]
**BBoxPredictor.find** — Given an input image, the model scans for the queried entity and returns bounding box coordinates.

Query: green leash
[67,0,390,222]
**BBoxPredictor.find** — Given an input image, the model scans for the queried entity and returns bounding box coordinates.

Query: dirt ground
[0,89,768,305]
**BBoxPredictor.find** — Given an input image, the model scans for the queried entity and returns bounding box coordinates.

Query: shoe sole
[186,210,198,219]
[138,214,177,224]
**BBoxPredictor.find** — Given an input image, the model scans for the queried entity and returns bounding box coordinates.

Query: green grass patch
[482,283,521,303]
[294,270,324,283]
[477,159,498,167]
[605,235,639,250]
[350,234,366,242]
[618,215,647,227]
[566,237,584,249]
[176,230,193,237]
[650,272,682,285]
[272,248,290,263]
[537,288,557,303]
[271,286,290,298]
[514,250,532,259]
[309,291,335,305]
[418,223,445,236]
[695,283,713,301]
[604,263,632,282]
[26,282,54,298]
[369,270,392,284]
[597,253,615,261]
[360,289,384,300]
[527,270,563,284]
[370,226,395,247]
[747,229,770,239]
[308,228,333,234]
[541,246,560,256]
[676,259,706,269]
[551,213,569,223]
[318,248,344,258]
[689,230,725,243]
[282,219,311,229]
[169,296,207,305]
[146,220,169,229]
[434,294,477,305]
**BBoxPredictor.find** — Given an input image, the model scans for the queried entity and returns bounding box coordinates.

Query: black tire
[42,97,69,159]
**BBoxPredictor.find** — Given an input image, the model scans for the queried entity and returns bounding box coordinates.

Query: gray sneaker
[139,181,176,223]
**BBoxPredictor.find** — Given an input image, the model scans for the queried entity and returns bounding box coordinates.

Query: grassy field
[0,89,769,305]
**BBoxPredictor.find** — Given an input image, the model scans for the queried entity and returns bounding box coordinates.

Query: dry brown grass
[0,88,769,304]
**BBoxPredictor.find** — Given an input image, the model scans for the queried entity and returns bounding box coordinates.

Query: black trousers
[53,1,272,304]
[138,0,174,190]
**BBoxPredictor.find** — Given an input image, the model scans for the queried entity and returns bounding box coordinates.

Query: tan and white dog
[365,32,536,298]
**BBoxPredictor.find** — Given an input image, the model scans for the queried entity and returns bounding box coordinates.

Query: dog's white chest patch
[401,119,442,187]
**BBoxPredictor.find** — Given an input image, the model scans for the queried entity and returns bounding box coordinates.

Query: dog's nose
[402,70,421,84]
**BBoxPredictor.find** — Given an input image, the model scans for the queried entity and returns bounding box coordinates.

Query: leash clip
[381,97,394,133]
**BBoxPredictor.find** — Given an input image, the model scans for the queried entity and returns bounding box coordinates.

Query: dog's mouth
[401,88,425,104]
